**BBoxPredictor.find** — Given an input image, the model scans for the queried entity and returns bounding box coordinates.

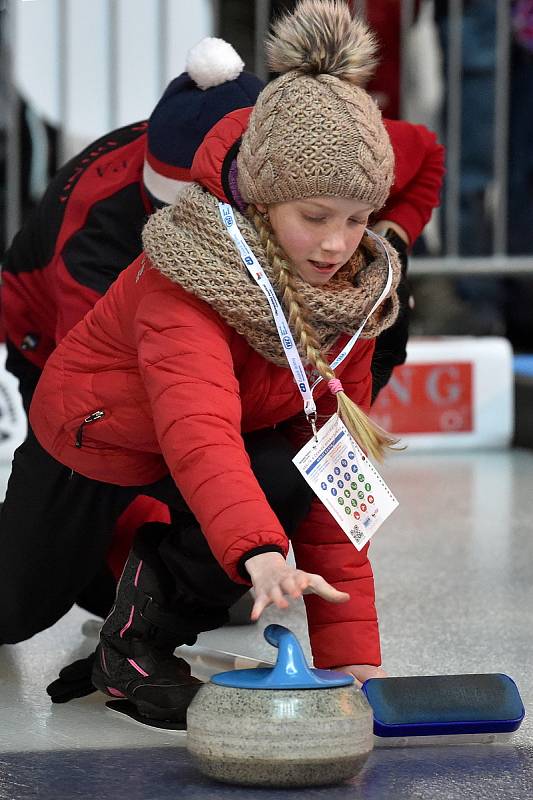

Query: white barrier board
[370,337,514,450]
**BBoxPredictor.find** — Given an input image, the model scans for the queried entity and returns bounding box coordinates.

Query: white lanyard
[218,202,393,428]
[312,227,393,391]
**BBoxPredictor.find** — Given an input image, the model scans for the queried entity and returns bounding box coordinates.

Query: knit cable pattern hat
[237,0,394,209]
[143,37,264,206]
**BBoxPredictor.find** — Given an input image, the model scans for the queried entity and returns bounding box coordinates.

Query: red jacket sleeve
[378,119,445,245]
[286,339,382,669]
[134,282,289,583]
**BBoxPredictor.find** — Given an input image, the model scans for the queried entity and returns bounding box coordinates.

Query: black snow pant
[0,426,313,644]
[3,339,117,618]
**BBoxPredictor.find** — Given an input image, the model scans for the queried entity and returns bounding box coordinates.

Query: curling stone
[186,624,373,787]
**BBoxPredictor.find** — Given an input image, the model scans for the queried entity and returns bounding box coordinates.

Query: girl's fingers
[304,575,350,603]
[251,570,348,621]
[280,575,303,599]
[270,585,290,610]
[294,573,311,594]
[251,593,271,621]
[251,585,290,621]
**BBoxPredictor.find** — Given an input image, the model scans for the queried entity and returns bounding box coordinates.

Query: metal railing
[252,0,533,275]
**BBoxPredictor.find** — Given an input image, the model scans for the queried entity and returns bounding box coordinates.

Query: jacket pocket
[75,410,105,448]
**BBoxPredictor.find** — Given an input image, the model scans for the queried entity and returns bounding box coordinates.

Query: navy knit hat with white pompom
[143,37,264,207]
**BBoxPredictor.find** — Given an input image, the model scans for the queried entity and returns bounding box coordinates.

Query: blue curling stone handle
[211,624,354,690]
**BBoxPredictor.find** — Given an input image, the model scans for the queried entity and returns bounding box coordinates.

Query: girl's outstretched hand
[335,664,388,688]
[244,551,350,622]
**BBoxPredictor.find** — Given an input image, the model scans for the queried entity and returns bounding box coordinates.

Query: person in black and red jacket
[1,39,265,414]
[0,37,266,623]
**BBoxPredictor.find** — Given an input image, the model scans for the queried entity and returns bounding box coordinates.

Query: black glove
[46,652,97,703]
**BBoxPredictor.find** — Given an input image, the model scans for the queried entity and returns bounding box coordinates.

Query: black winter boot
[91,524,202,723]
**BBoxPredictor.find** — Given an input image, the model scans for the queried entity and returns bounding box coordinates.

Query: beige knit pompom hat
[237,0,394,210]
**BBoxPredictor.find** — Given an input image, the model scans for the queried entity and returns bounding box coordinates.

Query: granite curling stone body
[186,624,374,787]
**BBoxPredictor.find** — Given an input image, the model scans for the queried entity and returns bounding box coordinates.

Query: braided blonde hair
[249,206,399,462]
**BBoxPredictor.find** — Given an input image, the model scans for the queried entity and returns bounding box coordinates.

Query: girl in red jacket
[1,0,408,723]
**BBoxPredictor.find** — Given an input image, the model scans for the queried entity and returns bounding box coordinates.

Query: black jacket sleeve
[371,233,410,403]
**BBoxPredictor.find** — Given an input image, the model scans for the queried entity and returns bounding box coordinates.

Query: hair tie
[328,378,344,395]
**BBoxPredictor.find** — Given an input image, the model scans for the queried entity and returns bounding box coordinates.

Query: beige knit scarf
[142,184,401,367]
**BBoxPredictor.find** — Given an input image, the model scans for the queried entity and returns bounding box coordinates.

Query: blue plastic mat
[362,674,525,738]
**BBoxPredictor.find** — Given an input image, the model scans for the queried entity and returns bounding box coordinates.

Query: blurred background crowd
[1,0,533,348]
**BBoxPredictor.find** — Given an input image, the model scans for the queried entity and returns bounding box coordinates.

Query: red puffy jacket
[30,252,379,671]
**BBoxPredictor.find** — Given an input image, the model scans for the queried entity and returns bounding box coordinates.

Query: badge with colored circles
[292,414,398,551]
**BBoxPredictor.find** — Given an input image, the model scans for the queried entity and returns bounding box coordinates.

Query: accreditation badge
[292,414,398,550]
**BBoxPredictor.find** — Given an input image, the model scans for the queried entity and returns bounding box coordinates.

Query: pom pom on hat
[143,37,263,207]
[238,0,394,210]
[187,37,245,90]
[267,0,378,86]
